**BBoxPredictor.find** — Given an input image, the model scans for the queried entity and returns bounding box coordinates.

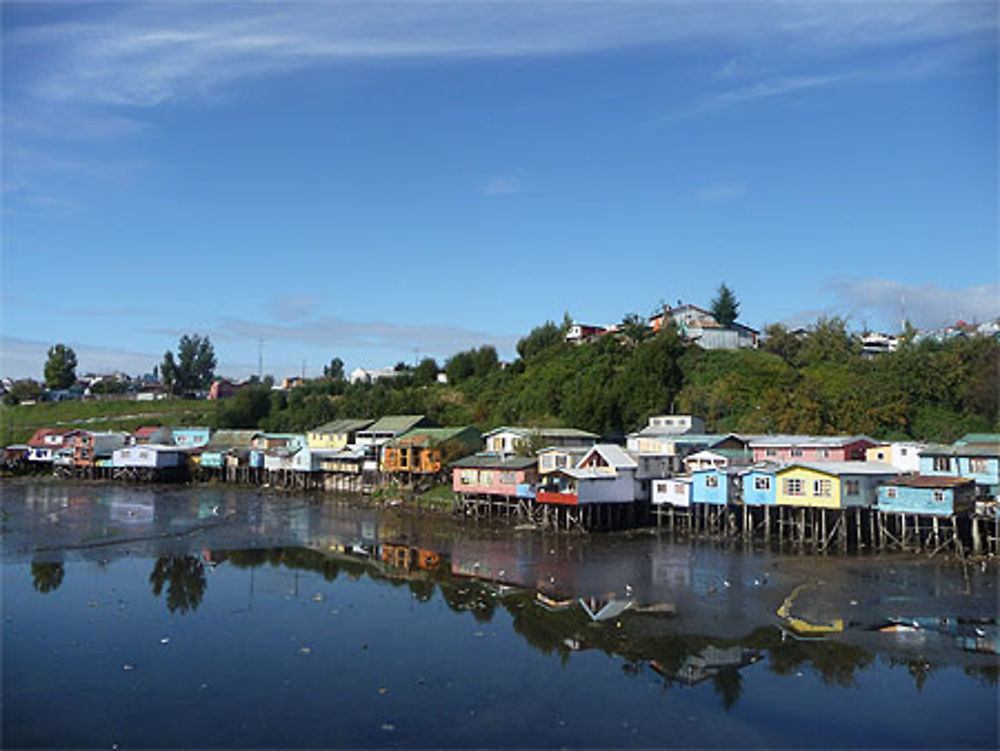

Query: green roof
[956,433,1000,445]
[311,418,374,434]
[361,415,434,434]
[483,426,599,439]
[450,454,537,470]
[202,430,257,451]
[392,426,482,448]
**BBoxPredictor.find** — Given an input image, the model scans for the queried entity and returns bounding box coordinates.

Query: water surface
[3,480,997,748]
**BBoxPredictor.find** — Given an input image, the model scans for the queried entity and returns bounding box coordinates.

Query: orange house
[381,427,481,475]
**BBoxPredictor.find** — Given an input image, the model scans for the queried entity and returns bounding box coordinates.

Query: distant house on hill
[649,303,759,350]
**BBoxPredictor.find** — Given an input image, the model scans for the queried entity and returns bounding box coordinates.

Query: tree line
[214,314,998,443]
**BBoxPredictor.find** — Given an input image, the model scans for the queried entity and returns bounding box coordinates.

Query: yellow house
[776,462,896,509]
[306,419,374,449]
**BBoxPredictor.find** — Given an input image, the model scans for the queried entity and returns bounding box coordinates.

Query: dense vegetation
[216,317,998,443]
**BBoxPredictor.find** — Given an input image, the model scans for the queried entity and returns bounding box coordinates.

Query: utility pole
[258,339,263,381]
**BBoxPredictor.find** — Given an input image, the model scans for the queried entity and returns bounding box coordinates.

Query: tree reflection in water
[31,561,65,593]
[150,555,207,613]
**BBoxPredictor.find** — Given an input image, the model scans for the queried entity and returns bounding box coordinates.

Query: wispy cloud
[6,2,993,112]
[216,315,517,356]
[479,175,527,196]
[694,183,747,202]
[0,336,160,379]
[829,278,1000,331]
[269,295,317,322]
[715,73,850,105]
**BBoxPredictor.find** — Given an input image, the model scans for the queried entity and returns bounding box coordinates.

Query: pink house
[451,455,539,499]
[749,435,875,463]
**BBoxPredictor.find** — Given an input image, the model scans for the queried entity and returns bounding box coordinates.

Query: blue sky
[2,1,997,380]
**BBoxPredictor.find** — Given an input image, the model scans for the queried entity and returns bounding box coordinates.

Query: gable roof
[581,444,637,469]
[360,415,433,434]
[483,426,599,440]
[310,418,375,434]
[955,433,1000,445]
[777,461,897,477]
[202,430,258,451]
[391,426,482,448]
[450,454,537,470]
[885,475,976,489]
[920,443,1000,458]
[27,428,65,446]
[749,435,876,449]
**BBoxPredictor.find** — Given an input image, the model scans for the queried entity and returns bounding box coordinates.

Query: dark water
[2,480,998,749]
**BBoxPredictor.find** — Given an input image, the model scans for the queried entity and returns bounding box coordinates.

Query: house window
[784,478,804,496]
[541,456,554,470]
[765,449,777,458]
[817,449,830,459]
[655,482,668,494]
[900,448,908,456]
[705,475,719,488]
[812,479,832,497]
[460,470,476,486]
[555,455,568,468]
[479,471,494,485]
[499,471,517,485]
[875,452,886,461]
[674,483,686,494]
[791,448,804,458]
[969,459,988,474]
[933,490,946,502]
[845,480,860,496]
[754,477,771,491]
[933,457,951,472]
[885,486,896,499]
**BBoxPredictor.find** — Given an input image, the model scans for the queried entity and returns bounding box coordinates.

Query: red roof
[888,475,975,489]
[27,428,64,447]
[133,426,161,439]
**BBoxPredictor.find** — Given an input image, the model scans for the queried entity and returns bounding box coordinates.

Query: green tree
[619,313,651,348]
[323,357,345,381]
[161,334,217,395]
[710,283,740,327]
[149,555,207,614]
[4,379,44,405]
[413,357,440,386]
[31,561,65,593]
[761,323,803,365]
[44,344,78,390]
[516,320,565,361]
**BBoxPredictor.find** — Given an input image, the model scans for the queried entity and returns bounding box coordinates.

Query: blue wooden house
[169,426,212,450]
[740,463,781,506]
[877,475,977,517]
[691,467,742,506]
[919,443,999,498]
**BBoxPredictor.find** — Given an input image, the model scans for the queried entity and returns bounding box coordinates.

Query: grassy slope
[1,398,214,445]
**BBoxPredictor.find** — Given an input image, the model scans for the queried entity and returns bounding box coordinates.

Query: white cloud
[830,278,1000,330]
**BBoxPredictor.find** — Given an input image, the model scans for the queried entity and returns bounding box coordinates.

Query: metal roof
[749,435,875,448]
[359,415,431,434]
[919,443,1000,458]
[885,475,976,489]
[391,426,481,448]
[777,461,897,476]
[583,444,637,469]
[482,425,599,439]
[310,418,374,434]
[450,454,537,470]
[202,430,258,451]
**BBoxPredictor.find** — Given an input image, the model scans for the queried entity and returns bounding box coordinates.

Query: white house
[538,444,646,505]
[483,426,598,456]
[652,476,692,507]
[112,444,185,469]
[349,367,400,385]
[865,442,925,473]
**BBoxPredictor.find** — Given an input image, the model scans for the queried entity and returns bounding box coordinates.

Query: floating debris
[377,687,388,695]
[381,723,395,732]
[312,593,324,602]
[159,637,170,645]
[299,647,312,655]
[122,663,136,671]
